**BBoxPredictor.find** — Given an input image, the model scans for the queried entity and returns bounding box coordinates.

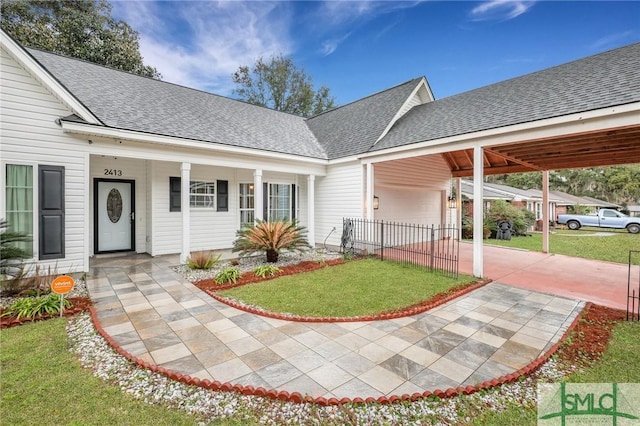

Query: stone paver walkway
[87,254,584,400]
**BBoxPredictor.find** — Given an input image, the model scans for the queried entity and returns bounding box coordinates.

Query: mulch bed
[194,258,347,291]
[554,303,627,368]
[0,297,92,329]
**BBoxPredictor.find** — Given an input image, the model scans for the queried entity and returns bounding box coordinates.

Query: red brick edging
[205,279,491,322]
[87,293,587,406]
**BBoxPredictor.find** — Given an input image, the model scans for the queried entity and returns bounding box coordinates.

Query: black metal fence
[341,218,459,278]
[628,250,640,321]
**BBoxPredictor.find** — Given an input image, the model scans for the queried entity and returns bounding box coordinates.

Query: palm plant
[1,220,31,278]
[232,219,310,263]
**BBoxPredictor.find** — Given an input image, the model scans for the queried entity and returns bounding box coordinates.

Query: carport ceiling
[444,124,640,177]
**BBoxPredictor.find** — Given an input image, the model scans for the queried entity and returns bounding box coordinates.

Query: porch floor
[86,252,587,401]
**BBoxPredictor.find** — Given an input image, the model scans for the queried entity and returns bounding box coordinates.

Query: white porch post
[473,145,484,278]
[542,170,550,253]
[365,163,374,220]
[254,169,263,221]
[180,162,191,264]
[307,175,315,248]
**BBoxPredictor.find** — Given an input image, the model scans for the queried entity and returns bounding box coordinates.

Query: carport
[445,123,640,277]
[365,42,640,278]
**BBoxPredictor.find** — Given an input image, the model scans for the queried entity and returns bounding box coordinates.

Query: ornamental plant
[185,251,221,270]
[253,264,282,278]
[232,219,310,263]
[215,266,240,285]
[1,293,71,319]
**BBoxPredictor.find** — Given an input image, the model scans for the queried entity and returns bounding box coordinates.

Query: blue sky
[111,1,640,106]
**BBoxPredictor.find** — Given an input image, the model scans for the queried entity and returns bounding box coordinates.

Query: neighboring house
[1,28,639,276]
[628,206,640,217]
[461,181,617,225]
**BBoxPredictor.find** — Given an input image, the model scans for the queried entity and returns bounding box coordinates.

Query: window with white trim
[268,183,291,221]
[5,164,34,257]
[239,183,254,226]
[189,181,215,208]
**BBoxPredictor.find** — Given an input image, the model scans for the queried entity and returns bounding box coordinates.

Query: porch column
[542,170,550,253]
[307,175,315,248]
[254,169,263,221]
[365,163,374,220]
[473,145,484,278]
[180,162,191,264]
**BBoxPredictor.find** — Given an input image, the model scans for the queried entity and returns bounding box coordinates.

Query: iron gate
[628,250,640,321]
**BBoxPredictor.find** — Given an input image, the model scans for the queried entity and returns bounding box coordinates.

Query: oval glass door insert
[106,188,123,223]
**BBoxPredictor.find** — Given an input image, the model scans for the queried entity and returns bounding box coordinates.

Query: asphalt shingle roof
[28,49,327,159]
[20,41,640,161]
[306,78,424,158]
[373,42,640,151]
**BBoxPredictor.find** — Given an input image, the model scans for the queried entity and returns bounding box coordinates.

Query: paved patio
[87,254,583,400]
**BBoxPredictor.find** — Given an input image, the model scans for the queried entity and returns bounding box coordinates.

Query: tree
[232,54,336,117]
[1,0,160,78]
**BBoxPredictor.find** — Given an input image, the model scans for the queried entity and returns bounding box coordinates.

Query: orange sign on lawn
[51,275,75,295]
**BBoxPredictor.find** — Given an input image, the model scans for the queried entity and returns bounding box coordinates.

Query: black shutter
[39,165,64,260]
[291,184,296,220]
[263,182,268,221]
[169,177,181,212]
[216,180,228,212]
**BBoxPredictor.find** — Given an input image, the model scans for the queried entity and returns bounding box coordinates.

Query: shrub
[1,264,60,297]
[253,264,282,278]
[484,200,535,236]
[185,251,221,270]
[215,266,240,284]
[0,220,31,280]
[2,293,71,319]
[232,219,310,263]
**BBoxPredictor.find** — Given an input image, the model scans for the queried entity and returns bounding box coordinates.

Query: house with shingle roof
[1,27,639,275]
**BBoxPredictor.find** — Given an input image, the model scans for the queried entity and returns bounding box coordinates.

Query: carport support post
[542,170,550,253]
[180,162,191,264]
[473,145,484,278]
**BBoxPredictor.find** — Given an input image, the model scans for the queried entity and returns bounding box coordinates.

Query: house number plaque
[106,188,123,223]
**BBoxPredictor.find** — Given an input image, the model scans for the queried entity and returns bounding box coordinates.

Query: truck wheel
[627,224,640,234]
[567,221,581,230]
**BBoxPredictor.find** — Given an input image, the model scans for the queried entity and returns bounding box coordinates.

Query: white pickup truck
[557,208,640,234]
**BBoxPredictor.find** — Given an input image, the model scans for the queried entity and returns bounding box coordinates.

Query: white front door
[95,179,134,252]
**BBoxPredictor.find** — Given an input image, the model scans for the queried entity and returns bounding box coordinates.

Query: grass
[484,228,640,264]
[469,320,640,426]
[219,258,475,317]
[0,318,206,425]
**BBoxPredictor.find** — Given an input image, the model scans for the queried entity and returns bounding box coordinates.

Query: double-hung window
[239,183,254,226]
[189,180,215,208]
[4,164,65,260]
[5,164,34,257]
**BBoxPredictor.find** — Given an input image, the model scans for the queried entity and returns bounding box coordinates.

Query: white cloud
[320,32,351,56]
[469,0,535,22]
[590,30,636,50]
[111,1,293,95]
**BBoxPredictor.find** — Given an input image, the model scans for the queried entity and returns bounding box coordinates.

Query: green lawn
[484,229,640,264]
[219,258,475,317]
[469,320,640,426]
[0,318,204,426]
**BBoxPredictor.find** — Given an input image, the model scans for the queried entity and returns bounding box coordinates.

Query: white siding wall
[374,154,451,226]
[1,46,88,272]
[89,156,147,254]
[315,161,363,248]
